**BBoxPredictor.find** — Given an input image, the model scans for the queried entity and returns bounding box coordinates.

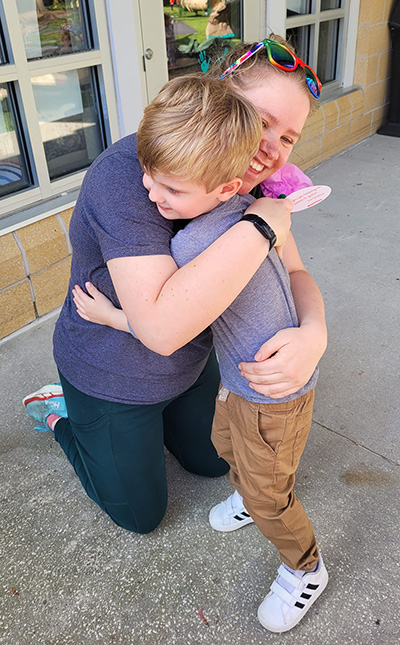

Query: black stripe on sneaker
[295,601,305,609]
[233,514,248,522]
[242,512,250,517]
[306,583,319,590]
[300,592,312,599]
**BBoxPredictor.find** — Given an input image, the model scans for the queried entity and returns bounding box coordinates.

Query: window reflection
[317,20,339,83]
[321,0,342,10]
[163,1,242,79]
[31,67,105,180]
[287,1,312,17]
[286,25,312,64]
[0,84,31,197]
[17,0,90,61]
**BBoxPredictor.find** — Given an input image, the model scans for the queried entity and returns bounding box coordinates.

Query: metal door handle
[144,48,154,60]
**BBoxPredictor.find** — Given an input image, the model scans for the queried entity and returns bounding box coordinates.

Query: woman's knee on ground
[105,501,167,534]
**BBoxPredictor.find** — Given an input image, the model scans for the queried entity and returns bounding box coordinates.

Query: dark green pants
[55,351,228,533]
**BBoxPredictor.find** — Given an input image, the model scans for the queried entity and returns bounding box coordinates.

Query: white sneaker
[257,555,328,633]
[209,489,254,532]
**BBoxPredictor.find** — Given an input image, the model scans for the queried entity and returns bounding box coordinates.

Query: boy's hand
[239,324,326,398]
[244,197,292,250]
[72,282,117,327]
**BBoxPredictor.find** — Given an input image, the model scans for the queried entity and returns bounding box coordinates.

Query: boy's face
[143,172,224,220]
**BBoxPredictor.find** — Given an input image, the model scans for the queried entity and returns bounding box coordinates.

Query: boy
[71,74,328,634]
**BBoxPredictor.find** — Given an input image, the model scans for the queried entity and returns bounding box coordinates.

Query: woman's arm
[108,198,292,356]
[239,232,327,398]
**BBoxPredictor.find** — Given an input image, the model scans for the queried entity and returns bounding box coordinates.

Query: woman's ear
[218,177,243,201]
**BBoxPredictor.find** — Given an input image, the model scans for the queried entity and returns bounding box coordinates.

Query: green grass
[165,6,209,45]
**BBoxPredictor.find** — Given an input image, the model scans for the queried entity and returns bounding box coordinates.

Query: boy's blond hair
[137,75,261,193]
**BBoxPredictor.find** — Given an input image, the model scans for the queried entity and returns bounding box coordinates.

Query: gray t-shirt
[171,193,318,403]
[53,134,213,404]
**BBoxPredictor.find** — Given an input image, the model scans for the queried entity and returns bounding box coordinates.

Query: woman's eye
[262,120,268,129]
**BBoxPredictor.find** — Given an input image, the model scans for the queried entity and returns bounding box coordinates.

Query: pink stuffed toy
[260,163,313,199]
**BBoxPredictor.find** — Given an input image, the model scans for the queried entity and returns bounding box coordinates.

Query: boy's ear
[217,177,243,201]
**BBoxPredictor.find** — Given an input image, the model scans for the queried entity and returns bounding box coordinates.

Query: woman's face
[238,74,311,194]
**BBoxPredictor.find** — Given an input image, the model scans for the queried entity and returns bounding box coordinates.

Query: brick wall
[0,210,73,338]
[0,0,395,339]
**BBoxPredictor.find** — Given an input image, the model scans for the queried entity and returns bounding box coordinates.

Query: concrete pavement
[1,133,400,644]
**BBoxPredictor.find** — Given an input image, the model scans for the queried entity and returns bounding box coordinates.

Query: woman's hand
[244,197,293,249]
[239,323,327,399]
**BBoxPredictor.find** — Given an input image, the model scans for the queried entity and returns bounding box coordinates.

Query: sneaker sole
[257,569,329,633]
[23,385,63,406]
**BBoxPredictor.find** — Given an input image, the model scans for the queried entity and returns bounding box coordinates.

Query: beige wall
[0,0,395,339]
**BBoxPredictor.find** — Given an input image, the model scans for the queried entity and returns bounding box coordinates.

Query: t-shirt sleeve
[79,142,173,262]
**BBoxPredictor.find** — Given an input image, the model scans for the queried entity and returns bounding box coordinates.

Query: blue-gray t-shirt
[171,194,318,403]
[53,134,213,404]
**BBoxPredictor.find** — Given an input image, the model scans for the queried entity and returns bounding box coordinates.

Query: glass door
[138,0,263,102]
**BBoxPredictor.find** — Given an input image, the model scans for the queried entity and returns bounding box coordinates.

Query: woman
[24,37,327,537]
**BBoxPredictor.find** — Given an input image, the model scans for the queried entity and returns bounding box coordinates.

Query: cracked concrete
[1,134,400,644]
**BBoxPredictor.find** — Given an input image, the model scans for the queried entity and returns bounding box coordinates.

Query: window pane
[287,1,312,17]
[31,67,105,180]
[286,25,312,64]
[17,0,91,61]
[0,84,32,198]
[321,0,342,10]
[163,0,243,79]
[0,18,9,65]
[317,19,340,83]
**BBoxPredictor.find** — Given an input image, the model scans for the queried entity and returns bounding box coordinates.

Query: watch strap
[240,213,277,249]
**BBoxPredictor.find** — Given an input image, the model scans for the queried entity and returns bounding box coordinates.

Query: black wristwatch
[240,214,277,249]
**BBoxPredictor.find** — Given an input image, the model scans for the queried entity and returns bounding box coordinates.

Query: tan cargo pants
[212,388,319,571]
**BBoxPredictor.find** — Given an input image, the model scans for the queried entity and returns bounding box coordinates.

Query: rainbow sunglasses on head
[219,38,322,99]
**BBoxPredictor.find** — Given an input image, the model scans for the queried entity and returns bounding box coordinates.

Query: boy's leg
[162,350,229,478]
[221,390,318,571]
[55,373,168,534]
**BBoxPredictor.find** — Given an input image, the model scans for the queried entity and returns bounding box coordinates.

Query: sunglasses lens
[305,69,320,98]
[268,42,296,69]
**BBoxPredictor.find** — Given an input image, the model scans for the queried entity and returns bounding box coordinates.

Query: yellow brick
[321,124,349,159]
[365,55,380,85]
[15,216,69,275]
[378,51,391,81]
[307,108,325,139]
[350,89,365,120]
[291,137,322,170]
[383,0,395,22]
[31,257,71,316]
[321,124,350,159]
[364,79,387,113]
[322,101,339,131]
[356,25,371,57]
[359,0,387,25]
[370,105,388,132]
[367,24,391,55]
[60,206,74,232]
[0,234,26,290]
[357,0,371,25]
[347,113,372,146]
[0,281,35,339]
[354,57,369,85]
[336,95,353,126]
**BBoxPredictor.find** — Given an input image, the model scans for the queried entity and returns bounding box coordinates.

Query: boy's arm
[239,232,327,399]
[73,283,130,333]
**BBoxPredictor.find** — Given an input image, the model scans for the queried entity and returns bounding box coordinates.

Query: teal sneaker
[23,383,67,431]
